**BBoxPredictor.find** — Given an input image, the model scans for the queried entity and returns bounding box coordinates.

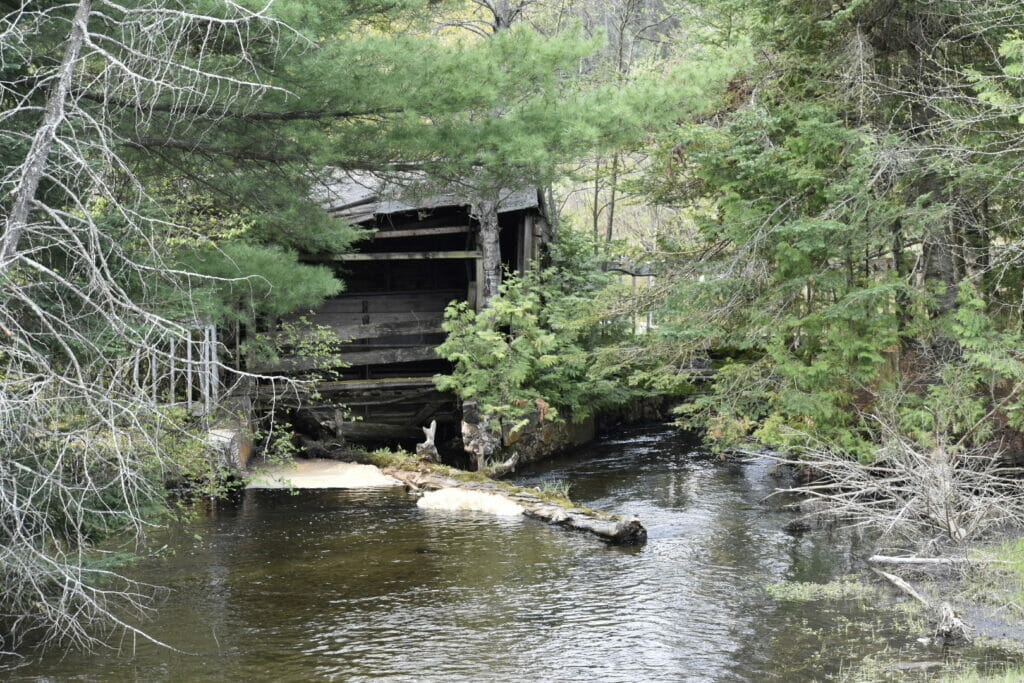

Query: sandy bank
[246,460,402,489]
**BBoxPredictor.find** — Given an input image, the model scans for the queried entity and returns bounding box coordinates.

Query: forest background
[5,0,1024,654]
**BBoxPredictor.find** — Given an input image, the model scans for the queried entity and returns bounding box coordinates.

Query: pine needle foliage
[436,228,641,425]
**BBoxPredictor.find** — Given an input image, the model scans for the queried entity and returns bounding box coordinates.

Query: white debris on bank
[416,488,525,516]
[246,460,402,489]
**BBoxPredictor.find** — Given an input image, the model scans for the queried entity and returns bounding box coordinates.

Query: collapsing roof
[314,170,542,225]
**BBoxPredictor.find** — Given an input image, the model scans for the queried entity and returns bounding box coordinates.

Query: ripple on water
[7,424,963,682]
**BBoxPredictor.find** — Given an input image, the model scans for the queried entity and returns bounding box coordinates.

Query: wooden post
[517,215,526,276]
[523,213,534,274]
[474,257,485,313]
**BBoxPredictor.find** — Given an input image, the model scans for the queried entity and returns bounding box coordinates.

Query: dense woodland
[4,0,1024,655]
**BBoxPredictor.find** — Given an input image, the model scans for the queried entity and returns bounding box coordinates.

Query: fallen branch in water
[872,568,971,644]
[872,568,930,606]
[868,555,972,566]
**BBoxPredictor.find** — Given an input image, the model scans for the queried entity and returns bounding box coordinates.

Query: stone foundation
[462,396,671,475]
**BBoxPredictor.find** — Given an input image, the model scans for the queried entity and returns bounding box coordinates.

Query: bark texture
[473,200,502,308]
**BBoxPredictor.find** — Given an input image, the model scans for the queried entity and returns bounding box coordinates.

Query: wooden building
[257,172,550,451]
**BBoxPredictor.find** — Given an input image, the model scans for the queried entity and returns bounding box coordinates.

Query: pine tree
[642,0,1024,460]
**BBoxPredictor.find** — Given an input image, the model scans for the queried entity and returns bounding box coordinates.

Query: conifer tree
[641,0,1024,462]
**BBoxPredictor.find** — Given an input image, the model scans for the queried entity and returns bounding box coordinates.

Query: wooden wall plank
[254,346,439,373]
[370,225,469,239]
[304,250,481,262]
[336,422,423,440]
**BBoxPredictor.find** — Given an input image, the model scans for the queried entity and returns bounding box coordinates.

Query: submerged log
[384,467,647,546]
[871,568,971,644]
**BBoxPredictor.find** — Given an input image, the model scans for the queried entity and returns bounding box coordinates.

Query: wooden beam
[369,225,469,239]
[316,377,437,392]
[337,389,449,407]
[332,318,444,340]
[255,346,440,373]
[303,250,481,262]
[275,318,445,342]
[342,346,439,366]
[337,422,423,441]
[255,376,439,400]
[474,258,484,313]
[314,293,460,314]
[311,312,447,326]
[328,288,463,298]
[523,213,534,273]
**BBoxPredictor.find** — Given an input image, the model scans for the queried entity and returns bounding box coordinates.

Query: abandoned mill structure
[254,172,551,455]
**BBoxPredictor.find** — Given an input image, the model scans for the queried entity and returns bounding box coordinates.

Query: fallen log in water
[384,467,647,545]
[868,555,972,567]
[871,567,971,644]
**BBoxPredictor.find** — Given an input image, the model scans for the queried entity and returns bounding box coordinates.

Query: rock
[461,400,501,471]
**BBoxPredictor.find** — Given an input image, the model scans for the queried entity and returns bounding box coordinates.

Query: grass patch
[365,447,417,469]
[844,658,1024,682]
[946,666,1024,682]
[537,479,572,499]
[988,537,1024,610]
[446,467,492,483]
[965,534,1024,614]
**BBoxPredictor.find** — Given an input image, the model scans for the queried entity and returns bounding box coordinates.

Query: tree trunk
[922,221,959,315]
[473,199,502,308]
[605,152,619,244]
[592,157,602,252]
[1,0,91,272]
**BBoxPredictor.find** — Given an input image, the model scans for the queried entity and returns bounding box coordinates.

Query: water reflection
[5,425,979,681]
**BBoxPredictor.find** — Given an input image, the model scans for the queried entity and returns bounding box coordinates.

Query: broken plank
[406,401,446,426]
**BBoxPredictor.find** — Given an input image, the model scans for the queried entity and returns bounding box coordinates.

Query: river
[7,425,1008,681]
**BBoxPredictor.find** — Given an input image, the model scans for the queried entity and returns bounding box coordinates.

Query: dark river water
[6,425,1006,681]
